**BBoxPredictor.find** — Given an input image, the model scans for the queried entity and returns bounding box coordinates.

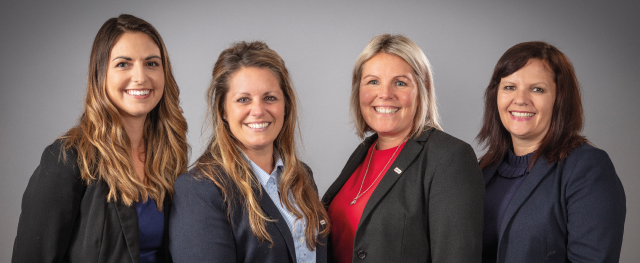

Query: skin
[497,59,556,156]
[224,67,285,174]
[105,31,164,181]
[359,53,418,150]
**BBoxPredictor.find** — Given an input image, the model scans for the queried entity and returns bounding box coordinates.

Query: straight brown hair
[61,14,189,210]
[477,41,587,169]
[194,41,329,249]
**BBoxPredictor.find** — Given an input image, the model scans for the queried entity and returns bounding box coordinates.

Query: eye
[367,80,379,85]
[146,61,160,67]
[265,96,277,101]
[237,97,250,103]
[532,87,545,93]
[116,62,128,68]
[396,80,407,86]
[503,85,516,91]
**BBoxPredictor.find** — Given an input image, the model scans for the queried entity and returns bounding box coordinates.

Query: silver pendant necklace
[350,139,404,206]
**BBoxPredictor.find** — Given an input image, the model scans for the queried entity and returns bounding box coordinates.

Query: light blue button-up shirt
[245,153,316,263]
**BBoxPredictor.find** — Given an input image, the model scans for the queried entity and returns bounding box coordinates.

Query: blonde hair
[61,14,189,210]
[350,34,442,139]
[194,41,329,249]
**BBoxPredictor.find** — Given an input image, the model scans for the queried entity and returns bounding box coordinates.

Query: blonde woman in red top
[322,34,484,263]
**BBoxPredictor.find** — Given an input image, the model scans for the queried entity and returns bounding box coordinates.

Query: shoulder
[420,129,476,157]
[565,143,612,166]
[33,139,81,184]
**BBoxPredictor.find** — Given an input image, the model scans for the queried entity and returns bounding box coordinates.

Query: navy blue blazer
[169,166,327,263]
[483,143,626,263]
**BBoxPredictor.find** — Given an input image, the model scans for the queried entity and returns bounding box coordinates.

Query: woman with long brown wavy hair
[169,41,329,263]
[12,14,188,263]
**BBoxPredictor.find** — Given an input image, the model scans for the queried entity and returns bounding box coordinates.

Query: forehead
[227,67,282,95]
[362,52,413,75]
[109,31,160,57]
[502,59,554,82]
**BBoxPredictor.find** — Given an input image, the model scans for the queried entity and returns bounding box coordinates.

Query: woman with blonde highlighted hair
[322,34,484,262]
[170,41,329,262]
[13,14,188,263]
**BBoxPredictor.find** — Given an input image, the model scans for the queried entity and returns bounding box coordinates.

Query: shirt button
[299,237,304,243]
[289,212,294,216]
[357,250,366,259]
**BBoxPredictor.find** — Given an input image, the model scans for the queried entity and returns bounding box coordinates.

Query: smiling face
[498,59,556,150]
[106,31,164,124]
[224,67,285,155]
[359,53,418,142]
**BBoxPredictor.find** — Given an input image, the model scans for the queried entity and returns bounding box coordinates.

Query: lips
[246,122,270,129]
[125,89,151,96]
[374,106,399,114]
[510,111,535,118]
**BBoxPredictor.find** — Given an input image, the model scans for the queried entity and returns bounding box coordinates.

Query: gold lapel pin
[394,167,402,174]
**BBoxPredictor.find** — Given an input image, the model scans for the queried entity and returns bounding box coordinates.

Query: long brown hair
[61,14,189,210]
[194,41,329,249]
[477,41,587,169]
[350,34,442,139]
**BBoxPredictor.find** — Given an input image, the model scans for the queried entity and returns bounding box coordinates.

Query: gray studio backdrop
[1,0,638,261]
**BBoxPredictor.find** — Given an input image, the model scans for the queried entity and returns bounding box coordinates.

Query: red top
[328,141,406,263]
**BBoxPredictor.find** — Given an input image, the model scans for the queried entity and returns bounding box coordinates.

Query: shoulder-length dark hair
[194,41,329,249]
[477,41,587,169]
[61,14,189,210]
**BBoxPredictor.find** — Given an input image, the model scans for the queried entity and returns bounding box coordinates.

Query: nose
[378,83,393,100]
[250,100,266,117]
[513,88,529,106]
[131,63,146,84]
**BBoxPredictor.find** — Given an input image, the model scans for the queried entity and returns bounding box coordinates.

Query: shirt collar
[243,150,285,186]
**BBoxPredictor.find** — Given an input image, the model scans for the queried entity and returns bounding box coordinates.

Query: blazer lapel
[321,136,377,207]
[498,156,556,245]
[255,184,297,262]
[114,198,140,263]
[358,130,432,229]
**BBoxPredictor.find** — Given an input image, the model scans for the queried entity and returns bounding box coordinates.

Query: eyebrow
[112,55,161,61]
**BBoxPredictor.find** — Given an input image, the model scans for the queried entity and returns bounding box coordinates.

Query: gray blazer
[322,129,485,263]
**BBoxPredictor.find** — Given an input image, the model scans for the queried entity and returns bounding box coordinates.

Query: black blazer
[322,129,485,263]
[169,165,328,263]
[483,143,626,263]
[12,140,172,263]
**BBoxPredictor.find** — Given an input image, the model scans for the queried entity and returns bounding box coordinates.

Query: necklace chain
[350,140,404,206]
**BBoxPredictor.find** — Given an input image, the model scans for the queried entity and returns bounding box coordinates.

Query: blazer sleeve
[428,142,484,263]
[12,142,86,263]
[565,148,626,263]
[169,172,237,262]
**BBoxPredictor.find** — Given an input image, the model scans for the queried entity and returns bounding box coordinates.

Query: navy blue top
[134,197,164,263]
[482,150,533,263]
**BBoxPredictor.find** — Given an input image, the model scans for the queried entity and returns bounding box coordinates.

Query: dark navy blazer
[169,166,327,263]
[483,143,626,263]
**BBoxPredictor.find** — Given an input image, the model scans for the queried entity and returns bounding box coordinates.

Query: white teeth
[511,112,535,118]
[126,90,150,96]
[375,107,399,114]
[247,123,270,129]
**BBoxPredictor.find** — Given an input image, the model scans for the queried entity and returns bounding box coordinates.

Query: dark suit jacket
[322,129,485,263]
[169,165,328,263]
[12,140,172,263]
[483,143,626,263]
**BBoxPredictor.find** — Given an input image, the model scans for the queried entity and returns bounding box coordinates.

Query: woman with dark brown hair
[12,14,188,263]
[169,41,329,263]
[478,41,626,263]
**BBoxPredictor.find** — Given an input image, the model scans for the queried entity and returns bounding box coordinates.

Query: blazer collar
[254,183,297,262]
[497,155,556,250]
[358,130,432,230]
[113,194,140,263]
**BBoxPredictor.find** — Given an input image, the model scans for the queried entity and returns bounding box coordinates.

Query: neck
[511,137,539,156]
[376,130,410,150]
[243,145,275,174]
[122,116,146,152]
